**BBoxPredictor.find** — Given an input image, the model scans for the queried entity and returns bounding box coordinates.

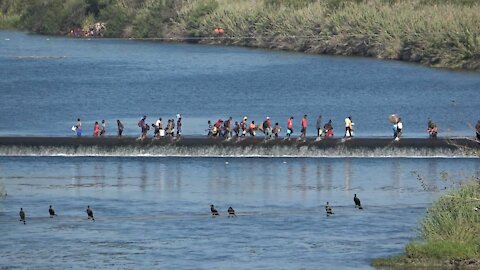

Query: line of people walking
[72,114,183,140]
[74,118,124,137]
[207,115,341,141]
[73,116,480,141]
[207,116,282,139]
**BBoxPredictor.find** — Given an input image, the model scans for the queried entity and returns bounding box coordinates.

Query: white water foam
[0,145,476,158]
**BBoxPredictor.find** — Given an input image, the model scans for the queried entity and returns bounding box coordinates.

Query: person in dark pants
[476,120,480,141]
[300,114,307,140]
[99,120,106,137]
[117,120,124,137]
[74,118,82,137]
[316,115,322,140]
[176,114,182,137]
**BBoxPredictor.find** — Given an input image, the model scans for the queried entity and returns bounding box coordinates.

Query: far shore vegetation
[1,0,479,70]
[372,174,480,269]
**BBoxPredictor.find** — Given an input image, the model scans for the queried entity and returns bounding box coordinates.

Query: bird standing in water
[49,205,57,218]
[354,194,363,209]
[210,204,219,216]
[86,206,95,221]
[19,208,26,225]
[325,202,334,216]
[228,206,236,217]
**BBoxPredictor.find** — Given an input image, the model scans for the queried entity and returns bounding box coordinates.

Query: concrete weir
[0,136,478,157]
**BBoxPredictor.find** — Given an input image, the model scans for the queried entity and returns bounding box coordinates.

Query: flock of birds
[18,205,95,224]
[210,205,237,217]
[17,195,363,225]
[209,194,363,218]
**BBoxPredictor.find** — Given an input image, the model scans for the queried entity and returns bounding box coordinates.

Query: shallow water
[1,157,479,269]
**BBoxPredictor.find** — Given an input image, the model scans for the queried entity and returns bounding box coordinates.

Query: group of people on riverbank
[73,117,480,141]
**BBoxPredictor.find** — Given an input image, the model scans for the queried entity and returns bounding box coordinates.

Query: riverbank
[372,179,480,269]
[1,0,479,71]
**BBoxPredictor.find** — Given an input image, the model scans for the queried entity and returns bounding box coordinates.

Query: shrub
[99,3,129,37]
[185,0,219,37]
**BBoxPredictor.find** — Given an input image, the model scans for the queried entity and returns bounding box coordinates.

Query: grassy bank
[372,177,480,269]
[1,0,479,70]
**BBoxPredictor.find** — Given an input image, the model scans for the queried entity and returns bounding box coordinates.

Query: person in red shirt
[93,121,99,137]
[300,114,307,140]
[286,116,294,140]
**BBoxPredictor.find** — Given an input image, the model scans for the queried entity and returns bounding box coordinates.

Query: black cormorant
[228,206,236,217]
[354,194,363,209]
[49,205,56,217]
[19,208,26,224]
[210,204,219,216]
[86,206,95,221]
[325,202,334,216]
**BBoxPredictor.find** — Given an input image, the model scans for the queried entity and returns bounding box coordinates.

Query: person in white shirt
[395,118,403,141]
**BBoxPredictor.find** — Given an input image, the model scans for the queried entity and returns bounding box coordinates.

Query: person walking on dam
[344,116,353,138]
[74,118,82,137]
[99,120,106,137]
[476,120,480,141]
[117,120,124,137]
[93,121,99,137]
[427,118,438,138]
[395,118,403,141]
[316,115,323,140]
[176,114,182,137]
[300,115,307,140]
[324,120,334,137]
[286,116,294,140]
[138,116,147,140]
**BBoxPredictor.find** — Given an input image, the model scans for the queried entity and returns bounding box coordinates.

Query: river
[0,31,479,269]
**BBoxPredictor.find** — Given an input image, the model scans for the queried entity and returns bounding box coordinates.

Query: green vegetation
[1,0,480,70]
[372,177,480,268]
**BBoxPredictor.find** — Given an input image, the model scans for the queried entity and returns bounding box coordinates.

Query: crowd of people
[73,115,182,140]
[137,115,182,140]
[72,116,480,141]
[206,115,346,141]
